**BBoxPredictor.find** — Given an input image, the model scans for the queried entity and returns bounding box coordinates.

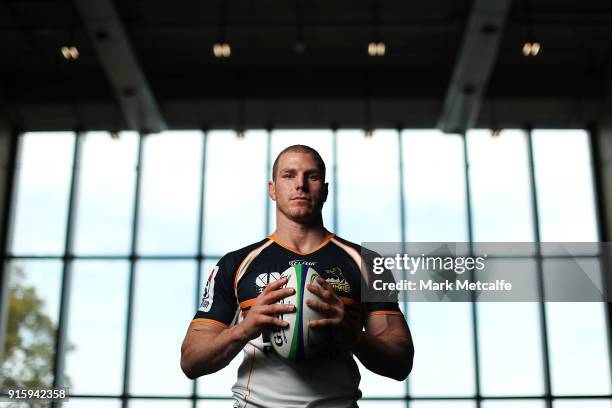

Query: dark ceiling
[1,0,612,130]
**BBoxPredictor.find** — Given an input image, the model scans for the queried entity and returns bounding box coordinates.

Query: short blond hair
[272,145,326,181]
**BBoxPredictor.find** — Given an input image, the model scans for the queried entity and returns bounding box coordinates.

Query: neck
[272,211,330,253]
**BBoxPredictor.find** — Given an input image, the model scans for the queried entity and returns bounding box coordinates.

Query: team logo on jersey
[289,260,316,267]
[199,266,219,312]
[325,267,351,294]
[255,272,281,293]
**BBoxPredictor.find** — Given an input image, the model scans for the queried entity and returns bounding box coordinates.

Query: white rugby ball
[270,264,329,361]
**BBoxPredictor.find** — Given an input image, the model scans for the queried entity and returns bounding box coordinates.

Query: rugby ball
[270,264,329,361]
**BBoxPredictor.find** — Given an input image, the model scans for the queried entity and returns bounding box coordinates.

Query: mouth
[291,197,309,201]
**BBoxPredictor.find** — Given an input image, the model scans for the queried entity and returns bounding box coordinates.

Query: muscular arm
[181,276,295,380]
[180,322,249,379]
[351,313,414,381]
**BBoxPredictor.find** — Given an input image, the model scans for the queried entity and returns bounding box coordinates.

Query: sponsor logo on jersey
[199,265,219,312]
[255,272,281,293]
[325,266,351,294]
[289,260,316,267]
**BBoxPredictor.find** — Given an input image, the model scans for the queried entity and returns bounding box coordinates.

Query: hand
[235,276,296,341]
[306,276,363,348]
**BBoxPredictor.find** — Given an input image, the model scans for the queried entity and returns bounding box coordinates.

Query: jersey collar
[268,231,335,255]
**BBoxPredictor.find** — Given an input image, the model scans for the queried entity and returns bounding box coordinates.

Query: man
[181,144,414,407]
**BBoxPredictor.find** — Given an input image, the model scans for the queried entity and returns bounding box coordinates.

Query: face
[269,151,328,223]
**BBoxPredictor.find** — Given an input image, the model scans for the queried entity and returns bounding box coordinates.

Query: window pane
[532,130,598,242]
[408,303,475,396]
[268,130,335,233]
[402,130,468,242]
[546,302,611,395]
[2,260,63,388]
[197,259,242,397]
[337,130,400,242]
[411,401,476,408]
[73,131,138,255]
[359,401,406,408]
[482,400,545,408]
[553,399,612,408]
[358,303,407,397]
[67,398,122,408]
[130,261,196,395]
[467,130,534,242]
[129,400,192,408]
[66,260,129,395]
[203,130,266,255]
[477,299,544,396]
[197,400,236,408]
[138,131,202,255]
[11,132,74,255]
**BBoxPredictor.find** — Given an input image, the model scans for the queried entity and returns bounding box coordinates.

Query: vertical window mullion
[122,132,145,408]
[526,127,553,408]
[52,129,82,407]
[463,131,482,407]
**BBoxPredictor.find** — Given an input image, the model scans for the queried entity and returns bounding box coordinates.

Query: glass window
[130,261,196,396]
[2,260,63,388]
[553,399,612,408]
[467,129,534,242]
[10,132,74,255]
[65,260,129,395]
[203,130,267,255]
[269,130,335,232]
[129,400,192,408]
[546,302,611,395]
[532,130,598,243]
[358,401,406,408]
[411,401,476,408]
[337,130,401,243]
[402,130,467,242]
[482,400,545,408]
[73,131,138,255]
[477,300,544,396]
[65,398,122,408]
[138,131,203,255]
[408,303,475,397]
[197,400,237,408]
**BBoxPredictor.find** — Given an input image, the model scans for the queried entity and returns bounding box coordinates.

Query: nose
[295,173,308,191]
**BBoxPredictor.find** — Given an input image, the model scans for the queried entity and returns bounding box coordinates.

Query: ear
[322,182,329,203]
[268,180,277,201]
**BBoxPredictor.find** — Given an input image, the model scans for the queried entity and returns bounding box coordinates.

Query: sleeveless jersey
[192,232,403,408]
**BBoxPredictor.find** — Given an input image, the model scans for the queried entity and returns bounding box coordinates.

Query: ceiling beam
[437,0,511,134]
[73,0,167,132]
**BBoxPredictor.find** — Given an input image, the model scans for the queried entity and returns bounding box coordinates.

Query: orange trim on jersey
[244,344,257,408]
[339,296,362,310]
[234,240,274,289]
[268,231,335,255]
[330,237,371,286]
[369,310,403,316]
[191,318,229,328]
[239,298,257,309]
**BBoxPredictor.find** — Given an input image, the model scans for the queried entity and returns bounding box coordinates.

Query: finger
[257,314,290,329]
[262,276,289,293]
[262,287,295,305]
[307,281,337,303]
[306,299,335,315]
[259,303,296,315]
[308,317,339,328]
